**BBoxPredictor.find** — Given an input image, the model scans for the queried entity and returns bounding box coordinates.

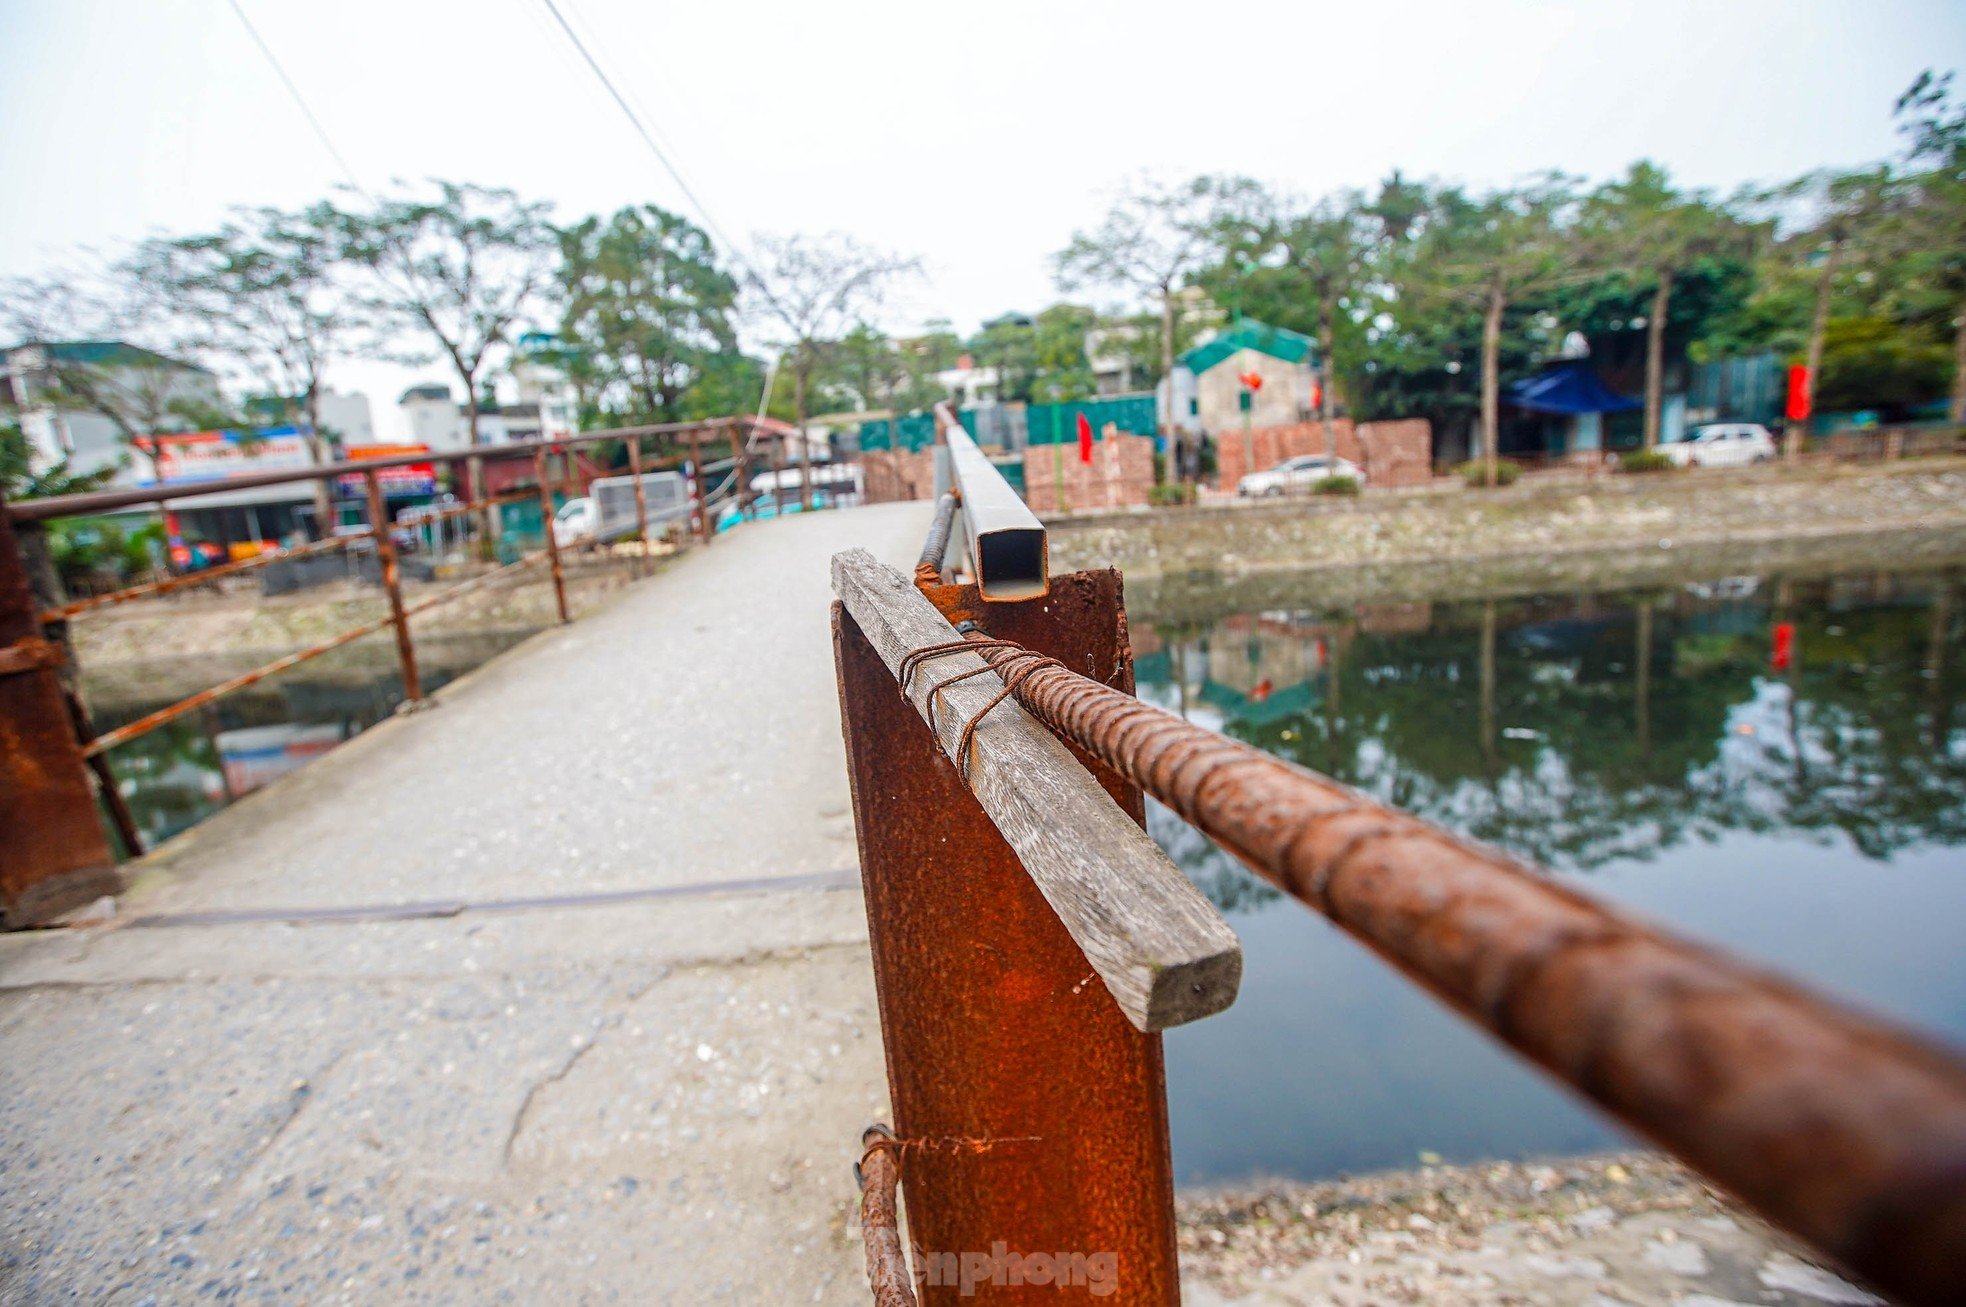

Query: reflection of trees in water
[1142,574,1962,905]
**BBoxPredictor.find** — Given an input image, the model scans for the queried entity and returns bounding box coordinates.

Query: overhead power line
[533,0,749,273]
[222,0,369,197]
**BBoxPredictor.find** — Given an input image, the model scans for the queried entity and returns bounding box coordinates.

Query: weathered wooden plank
[831,547,1240,1031]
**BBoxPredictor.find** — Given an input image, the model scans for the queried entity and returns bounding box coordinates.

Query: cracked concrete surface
[0,503,931,1305]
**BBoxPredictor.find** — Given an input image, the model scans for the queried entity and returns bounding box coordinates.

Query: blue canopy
[1505,360,1640,415]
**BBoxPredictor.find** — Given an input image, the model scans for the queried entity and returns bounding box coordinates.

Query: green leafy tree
[1208,179,1380,459]
[1584,163,1753,448]
[1030,304,1099,402]
[1056,177,1222,478]
[1765,165,1895,451]
[1889,70,1966,421]
[1401,177,1589,484]
[556,205,738,425]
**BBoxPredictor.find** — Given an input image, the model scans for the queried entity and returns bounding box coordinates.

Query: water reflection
[91,631,539,849]
[1139,567,1966,1183]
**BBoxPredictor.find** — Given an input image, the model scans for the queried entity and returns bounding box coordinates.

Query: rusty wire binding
[897,637,1068,778]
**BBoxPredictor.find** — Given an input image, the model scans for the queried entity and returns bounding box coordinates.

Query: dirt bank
[1051,461,1966,605]
[63,548,671,671]
[1176,1151,1884,1306]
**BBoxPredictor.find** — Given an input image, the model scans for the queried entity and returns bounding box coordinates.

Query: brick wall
[1213,418,1433,489]
[859,449,936,504]
[1023,431,1156,513]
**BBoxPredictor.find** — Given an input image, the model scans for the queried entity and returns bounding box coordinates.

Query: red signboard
[336,444,437,497]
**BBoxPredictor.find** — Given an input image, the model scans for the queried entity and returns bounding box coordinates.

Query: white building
[934,354,1002,407]
[316,388,375,446]
[1,340,223,483]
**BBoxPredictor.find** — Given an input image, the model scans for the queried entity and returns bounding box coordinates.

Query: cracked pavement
[0,503,933,1305]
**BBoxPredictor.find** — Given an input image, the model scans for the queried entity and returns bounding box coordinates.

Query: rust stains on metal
[915,492,958,587]
[82,610,400,758]
[834,567,1178,1305]
[533,446,571,624]
[955,629,1966,1307]
[857,1126,919,1307]
[0,635,66,677]
[0,490,119,927]
[39,534,356,623]
[365,470,422,703]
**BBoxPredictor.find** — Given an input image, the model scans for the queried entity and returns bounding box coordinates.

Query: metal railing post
[0,487,119,928]
[729,419,748,516]
[533,446,570,624]
[832,567,1181,1305]
[688,427,710,543]
[629,436,650,568]
[364,470,422,703]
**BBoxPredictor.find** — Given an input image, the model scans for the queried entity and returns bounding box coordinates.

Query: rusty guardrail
[1,417,759,927]
[835,439,1966,1306]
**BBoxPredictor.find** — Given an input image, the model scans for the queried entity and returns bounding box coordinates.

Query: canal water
[88,630,544,851]
[1138,565,1966,1185]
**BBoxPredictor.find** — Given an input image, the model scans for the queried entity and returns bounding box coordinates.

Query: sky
[2,0,1961,438]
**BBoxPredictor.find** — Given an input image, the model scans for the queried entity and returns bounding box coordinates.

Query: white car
[1661,423,1778,468]
[552,497,598,547]
[1238,454,1367,497]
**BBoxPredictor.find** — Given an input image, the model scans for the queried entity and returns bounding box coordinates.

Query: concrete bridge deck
[1,502,932,1304]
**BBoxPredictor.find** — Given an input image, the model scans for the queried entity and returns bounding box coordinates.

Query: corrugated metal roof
[1179,319,1316,375]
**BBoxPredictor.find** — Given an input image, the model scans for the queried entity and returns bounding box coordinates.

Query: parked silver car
[1238,454,1367,497]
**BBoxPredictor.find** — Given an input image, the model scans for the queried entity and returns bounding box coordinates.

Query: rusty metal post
[629,436,650,566]
[729,420,748,516]
[688,427,710,543]
[833,569,1179,1305]
[0,490,120,927]
[364,470,421,703]
[468,453,497,552]
[533,446,570,624]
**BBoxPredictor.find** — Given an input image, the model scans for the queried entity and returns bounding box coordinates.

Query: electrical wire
[221,0,370,197]
[533,0,751,277]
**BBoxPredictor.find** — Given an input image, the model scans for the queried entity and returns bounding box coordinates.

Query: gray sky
[3,0,1960,437]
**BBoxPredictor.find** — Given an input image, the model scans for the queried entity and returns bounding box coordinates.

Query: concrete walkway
[0,502,932,1305]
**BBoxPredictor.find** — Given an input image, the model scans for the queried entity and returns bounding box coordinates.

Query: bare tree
[744,233,917,510]
[132,203,348,532]
[1056,176,1220,482]
[337,182,557,513]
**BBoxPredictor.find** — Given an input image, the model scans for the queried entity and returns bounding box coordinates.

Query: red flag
[1077,412,1093,465]
[1785,366,1812,422]
[1771,621,1795,672]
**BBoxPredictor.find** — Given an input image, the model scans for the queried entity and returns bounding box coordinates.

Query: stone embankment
[1051,461,1966,609]
[1176,1152,1885,1306]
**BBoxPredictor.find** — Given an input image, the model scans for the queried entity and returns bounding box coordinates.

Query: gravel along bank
[1176,1152,1886,1306]
[1049,460,1966,587]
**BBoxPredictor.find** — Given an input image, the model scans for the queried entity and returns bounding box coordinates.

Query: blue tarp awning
[1505,360,1640,415]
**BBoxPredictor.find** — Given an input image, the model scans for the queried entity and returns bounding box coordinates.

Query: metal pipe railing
[914,492,958,586]
[945,624,1966,1307]
[936,403,1046,602]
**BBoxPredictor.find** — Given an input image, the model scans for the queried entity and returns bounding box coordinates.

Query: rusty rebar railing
[942,616,1966,1307]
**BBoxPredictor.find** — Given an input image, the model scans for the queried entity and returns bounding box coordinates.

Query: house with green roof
[1170,318,1321,442]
